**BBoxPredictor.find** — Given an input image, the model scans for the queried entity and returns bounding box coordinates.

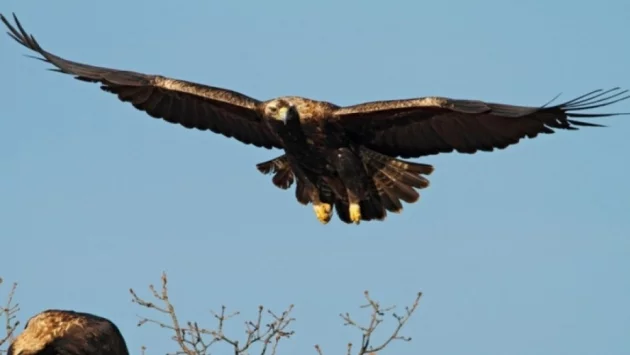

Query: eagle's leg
[293,164,333,224]
[346,190,362,224]
[306,182,332,224]
[330,147,370,225]
[312,195,333,224]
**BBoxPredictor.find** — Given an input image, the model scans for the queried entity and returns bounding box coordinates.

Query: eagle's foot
[349,203,361,224]
[313,203,333,224]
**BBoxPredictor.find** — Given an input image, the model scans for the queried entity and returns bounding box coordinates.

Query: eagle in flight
[3,13,629,225]
[7,309,129,355]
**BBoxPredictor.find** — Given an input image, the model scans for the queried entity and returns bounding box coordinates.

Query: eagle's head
[263,99,298,124]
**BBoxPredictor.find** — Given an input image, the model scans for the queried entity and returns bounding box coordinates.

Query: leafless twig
[129,272,295,355]
[314,291,422,355]
[0,273,422,355]
[0,278,20,354]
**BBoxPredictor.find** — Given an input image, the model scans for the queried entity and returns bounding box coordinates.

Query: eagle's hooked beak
[278,107,289,124]
[278,104,296,124]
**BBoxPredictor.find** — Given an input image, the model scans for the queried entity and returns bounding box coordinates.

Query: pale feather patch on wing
[152,76,259,110]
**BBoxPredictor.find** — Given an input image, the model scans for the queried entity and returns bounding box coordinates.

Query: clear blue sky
[1,1,629,354]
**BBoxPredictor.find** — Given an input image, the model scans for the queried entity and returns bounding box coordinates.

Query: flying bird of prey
[7,309,129,355]
[2,13,629,225]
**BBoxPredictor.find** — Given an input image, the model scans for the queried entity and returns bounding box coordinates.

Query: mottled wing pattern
[1,13,283,149]
[334,89,630,158]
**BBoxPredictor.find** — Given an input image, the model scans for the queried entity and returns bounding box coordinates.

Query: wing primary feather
[559,88,607,106]
[562,87,624,107]
[567,97,630,112]
[540,92,563,108]
[564,88,629,109]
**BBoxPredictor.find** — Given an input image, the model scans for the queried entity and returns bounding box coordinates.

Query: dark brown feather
[258,147,433,222]
[334,90,630,158]
[1,13,283,150]
[256,156,294,189]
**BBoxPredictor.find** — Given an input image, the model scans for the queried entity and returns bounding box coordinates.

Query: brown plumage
[7,309,129,355]
[256,147,434,223]
[3,13,629,225]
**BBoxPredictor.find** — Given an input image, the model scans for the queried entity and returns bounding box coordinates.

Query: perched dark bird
[2,13,629,225]
[7,309,129,355]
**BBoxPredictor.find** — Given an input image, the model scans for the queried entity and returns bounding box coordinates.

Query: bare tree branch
[129,272,296,355]
[0,278,20,354]
[314,290,422,355]
[1,273,422,355]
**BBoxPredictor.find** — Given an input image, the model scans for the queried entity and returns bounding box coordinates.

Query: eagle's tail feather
[379,187,404,212]
[360,179,388,222]
[360,147,434,213]
[334,199,352,223]
[360,201,387,221]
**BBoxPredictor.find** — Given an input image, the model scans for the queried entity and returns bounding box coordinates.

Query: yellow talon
[313,203,333,224]
[349,203,361,224]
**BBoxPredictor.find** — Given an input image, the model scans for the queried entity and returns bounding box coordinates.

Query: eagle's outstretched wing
[333,89,630,158]
[1,13,283,149]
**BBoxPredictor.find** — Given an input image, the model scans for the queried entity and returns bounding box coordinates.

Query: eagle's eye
[268,105,278,113]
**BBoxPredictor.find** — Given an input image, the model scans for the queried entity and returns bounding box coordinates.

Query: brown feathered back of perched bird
[7,309,129,355]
